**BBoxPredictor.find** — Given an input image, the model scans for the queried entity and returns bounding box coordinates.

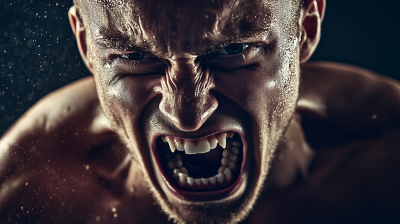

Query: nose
[159,58,218,132]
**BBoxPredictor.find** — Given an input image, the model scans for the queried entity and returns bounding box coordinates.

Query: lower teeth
[164,139,242,189]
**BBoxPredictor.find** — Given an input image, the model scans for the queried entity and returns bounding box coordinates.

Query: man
[1,0,399,223]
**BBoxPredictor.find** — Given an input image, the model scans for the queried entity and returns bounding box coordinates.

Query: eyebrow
[201,30,270,54]
[94,29,270,56]
[94,37,153,53]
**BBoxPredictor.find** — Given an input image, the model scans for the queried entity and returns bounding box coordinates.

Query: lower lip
[153,136,247,202]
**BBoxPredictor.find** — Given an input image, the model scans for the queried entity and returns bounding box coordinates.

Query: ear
[299,0,326,63]
[68,6,94,73]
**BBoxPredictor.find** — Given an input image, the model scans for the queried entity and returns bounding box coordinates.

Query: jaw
[103,112,290,223]
[98,95,298,224]
[99,94,293,223]
[137,111,298,224]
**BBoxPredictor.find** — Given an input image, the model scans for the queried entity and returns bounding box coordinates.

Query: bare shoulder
[0,77,163,223]
[0,76,114,157]
[299,61,400,141]
[0,77,116,213]
[299,62,400,219]
[248,62,400,223]
[300,61,400,104]
[251,127,400,224]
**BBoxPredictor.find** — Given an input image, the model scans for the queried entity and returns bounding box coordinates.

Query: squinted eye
[219,43,249,55]
[122,52,147,60]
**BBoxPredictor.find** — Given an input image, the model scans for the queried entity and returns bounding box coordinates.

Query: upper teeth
[162,132,242,190]
[162,132,234,154]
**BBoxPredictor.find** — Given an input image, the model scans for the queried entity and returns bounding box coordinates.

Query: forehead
[81,0,283,55]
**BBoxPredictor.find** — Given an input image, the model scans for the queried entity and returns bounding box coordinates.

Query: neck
[268,112,315,189]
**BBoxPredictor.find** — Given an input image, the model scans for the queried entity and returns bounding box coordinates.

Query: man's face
[80,0,301,222]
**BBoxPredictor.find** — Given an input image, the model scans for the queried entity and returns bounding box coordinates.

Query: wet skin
[2,62,400,223]
[70,0,305,222]
[1,0,400,223]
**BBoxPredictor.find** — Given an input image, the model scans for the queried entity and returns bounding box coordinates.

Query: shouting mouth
[153,131,247,201]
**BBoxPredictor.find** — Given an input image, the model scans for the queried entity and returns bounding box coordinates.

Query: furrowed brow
[93,24,270,56]
[94,37,152,53]
[199,30,270,55]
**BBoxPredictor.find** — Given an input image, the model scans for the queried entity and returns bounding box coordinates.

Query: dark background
[1,0,400,136]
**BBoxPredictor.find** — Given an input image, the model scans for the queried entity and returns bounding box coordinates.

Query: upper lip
[151,127,244,148]
[154,128,238,140]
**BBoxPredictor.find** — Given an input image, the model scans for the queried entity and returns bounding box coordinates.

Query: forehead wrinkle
[82,0,143,39]
[169,0,272,54]
[84,0,274,57]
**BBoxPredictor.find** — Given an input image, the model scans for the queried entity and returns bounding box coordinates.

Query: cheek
[97,74,162,127]
[213,57,284,119]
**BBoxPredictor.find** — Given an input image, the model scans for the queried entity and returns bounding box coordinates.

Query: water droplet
[7,61,14,69]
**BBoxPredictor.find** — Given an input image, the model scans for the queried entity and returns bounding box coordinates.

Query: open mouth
[153,131,246,201]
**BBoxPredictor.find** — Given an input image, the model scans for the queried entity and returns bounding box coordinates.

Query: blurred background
[1,0,400,136]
